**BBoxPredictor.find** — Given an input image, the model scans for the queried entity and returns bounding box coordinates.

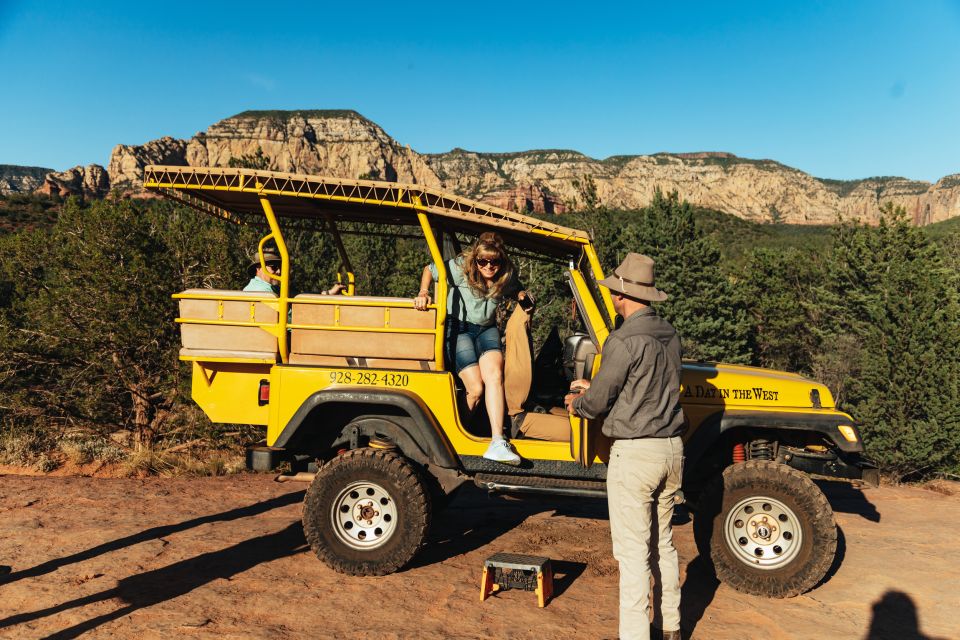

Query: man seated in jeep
[244,247,345,296]
[414,232,531,464]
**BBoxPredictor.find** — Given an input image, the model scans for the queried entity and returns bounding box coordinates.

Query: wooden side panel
[291,302,335,326]
[289,294,438,365]
[291,330,435,360]
[181,324,277,353]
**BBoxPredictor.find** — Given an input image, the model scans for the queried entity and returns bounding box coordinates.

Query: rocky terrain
[0,164,53,194]
[36,164,110,199]
[5,110,960,225]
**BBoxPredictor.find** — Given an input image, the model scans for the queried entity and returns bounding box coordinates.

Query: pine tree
[0,198,251,450]
[616,189,753,363]
[227,146,271,170]
[818,203,960,479]
[738,247,823,372]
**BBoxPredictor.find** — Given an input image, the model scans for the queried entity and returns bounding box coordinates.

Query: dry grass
[922,478,960,496]
[59,432,126,466]
[119,447,247,478]
[1,420,249,478]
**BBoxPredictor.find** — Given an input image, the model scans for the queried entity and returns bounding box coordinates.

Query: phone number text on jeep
[328,371,410,387]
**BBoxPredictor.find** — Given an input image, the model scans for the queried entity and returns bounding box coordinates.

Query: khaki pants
[607,436,684,640]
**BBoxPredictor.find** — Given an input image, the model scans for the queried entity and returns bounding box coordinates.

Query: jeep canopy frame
[144,165,616,365]
[144,165,593,255]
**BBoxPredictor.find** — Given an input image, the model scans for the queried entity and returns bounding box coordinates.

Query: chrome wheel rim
[724,496,803,569]
[331,481,398,550]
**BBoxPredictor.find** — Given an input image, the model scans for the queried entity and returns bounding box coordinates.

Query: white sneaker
[483,439,521,465]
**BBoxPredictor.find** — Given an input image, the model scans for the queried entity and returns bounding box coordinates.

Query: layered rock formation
[427,150,960,225]
[36,164,110,199]
[0,165,53,194]
[828,176,960,226]
[480,183,569,215]
[107,136,188,192]
[6,110,959,225]
[107,111,440,192]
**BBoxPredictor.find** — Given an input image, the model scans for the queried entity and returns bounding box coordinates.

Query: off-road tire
[302,448,431,576]
[693,460,836,597]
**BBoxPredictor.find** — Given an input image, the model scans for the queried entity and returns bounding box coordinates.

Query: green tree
[817,203,960,479]
[615,189,752,363]
[767,204,784,225]
[0,198,249,450]
[227,146,271,170]
[738,247,823,372]
[338,224,426,298]
[567,174,618,268]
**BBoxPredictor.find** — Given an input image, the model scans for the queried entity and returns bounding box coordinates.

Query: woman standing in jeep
[414,232,529,465]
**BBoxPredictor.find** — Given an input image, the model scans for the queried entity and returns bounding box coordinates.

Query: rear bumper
[784,450,880,486]
[246,445,283,472]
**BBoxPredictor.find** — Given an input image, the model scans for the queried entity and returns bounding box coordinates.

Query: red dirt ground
[0,472,957,639]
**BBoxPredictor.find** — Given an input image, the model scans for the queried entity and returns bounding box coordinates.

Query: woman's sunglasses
[476,258,501,268]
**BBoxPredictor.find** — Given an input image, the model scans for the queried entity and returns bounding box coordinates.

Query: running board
[473,473,606,498]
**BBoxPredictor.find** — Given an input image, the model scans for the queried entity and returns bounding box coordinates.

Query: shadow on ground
[819,480,881,522]
[3,489,306,586]
[410,484,603,604]
[679,556,720,637]
[865,590,949,640]
[0,521,308,639]
[413,485,608,570]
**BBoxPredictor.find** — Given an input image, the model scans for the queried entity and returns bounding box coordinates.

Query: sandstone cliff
[107,136,188,192]
[36,164,110,199]
[0,165,53,194]
[107,111,440,191]
[10,110,960,225]
[426,150,960,225]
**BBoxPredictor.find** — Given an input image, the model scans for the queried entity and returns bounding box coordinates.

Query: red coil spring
[732,442,746,463]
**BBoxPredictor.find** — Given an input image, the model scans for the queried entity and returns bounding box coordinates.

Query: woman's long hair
[460,232,514,299]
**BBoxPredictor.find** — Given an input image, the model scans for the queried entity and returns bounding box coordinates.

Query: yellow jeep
[146,166,877,598]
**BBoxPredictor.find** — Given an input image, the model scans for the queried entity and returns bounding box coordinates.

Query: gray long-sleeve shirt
[572,308,686,439]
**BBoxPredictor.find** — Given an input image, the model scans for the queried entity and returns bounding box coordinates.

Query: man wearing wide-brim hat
[243,248,345,296]
[564,253,686,640]
[243,248,284,294]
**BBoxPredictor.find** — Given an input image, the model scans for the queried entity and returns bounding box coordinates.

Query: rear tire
[302,448,431,576]
[693,460,836,597]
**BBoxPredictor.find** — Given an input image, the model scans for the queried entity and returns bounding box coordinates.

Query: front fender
[273,388,460,469]
[685,409,865,468]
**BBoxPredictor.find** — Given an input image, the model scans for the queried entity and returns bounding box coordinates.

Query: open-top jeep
[146,166,878,597]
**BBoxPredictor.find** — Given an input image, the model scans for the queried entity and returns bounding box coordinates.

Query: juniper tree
[817,203,960,479]
[738,247,823,373]
[614,189,753,363]
[0,198,249,450]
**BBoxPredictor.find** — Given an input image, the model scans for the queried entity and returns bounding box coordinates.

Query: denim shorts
[445,317,502,374]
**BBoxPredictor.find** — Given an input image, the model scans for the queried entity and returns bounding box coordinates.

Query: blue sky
[1,0,958,182]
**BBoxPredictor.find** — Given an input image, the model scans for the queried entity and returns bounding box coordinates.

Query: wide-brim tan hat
[247,249,282,277]
[598,253,668,302]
